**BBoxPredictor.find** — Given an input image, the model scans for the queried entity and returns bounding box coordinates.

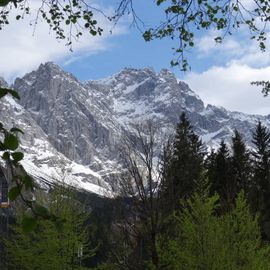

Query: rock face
[0,77,8,88]
[0,62,270,195]
[14,63,120,166]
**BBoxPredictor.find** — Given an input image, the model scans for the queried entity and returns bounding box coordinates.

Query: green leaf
[4,133,19,150]
[0,142,5,151]
[34,204,50,218]
[22,216,37,233]
[2,151,10,160]
[7,89,20,100]
[157,0,165,5]
[0,88,8,98]
[0,88,20,100]
[23,175,34,190]
[10,127,24,134]
[143,30,153,41]
[11,152,24,163]
[0,0,11,7]
[8,186,21,201]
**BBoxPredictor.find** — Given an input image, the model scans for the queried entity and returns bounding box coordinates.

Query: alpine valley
[1,62,269,195]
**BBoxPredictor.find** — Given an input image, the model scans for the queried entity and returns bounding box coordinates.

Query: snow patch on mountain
[1,63,270,196]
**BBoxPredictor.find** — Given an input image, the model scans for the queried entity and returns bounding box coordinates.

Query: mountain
[1,63,269,195]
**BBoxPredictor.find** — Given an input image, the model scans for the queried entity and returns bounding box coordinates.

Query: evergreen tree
[6,185,94,270]
[251,121,270,239]
[231,130,252,194]
[158,192,270,270]
[204,148,217,188]
[208,140,233,211]
[161,112,205,213]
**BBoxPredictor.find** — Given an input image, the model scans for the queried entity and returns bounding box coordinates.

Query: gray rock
[0,63,269,195]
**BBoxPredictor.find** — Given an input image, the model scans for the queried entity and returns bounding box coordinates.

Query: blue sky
[62,0,212,81]
[62,0,185,81]
[0,0,270,115]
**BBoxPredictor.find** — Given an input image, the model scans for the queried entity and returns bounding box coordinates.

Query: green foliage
[250,121,270,239]
[159,192,270,270]
[141,0,270,71]
[231,130,252,194]
[251,81,270,97]
[0,87,20,99]
[6,185,95,269]
[0,1,269,74]
[161,112,205,213]
[0,88,61,231]
[0,0,103,47]
[93,263,119,270]
[0,89,33,204]
[207,140,233,211]
[206,131,252,212]
[1,0,270,93]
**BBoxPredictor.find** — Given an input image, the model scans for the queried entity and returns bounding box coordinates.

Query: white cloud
[0,2,127,82]
[230,39,270,68]
[196,32,242,57]
[184,63,270,115]
[196,26,270,68]
[190,27,270,116]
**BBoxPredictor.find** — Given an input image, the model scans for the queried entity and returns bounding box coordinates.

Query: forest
[1,0,270,269]
[1,112,270,270]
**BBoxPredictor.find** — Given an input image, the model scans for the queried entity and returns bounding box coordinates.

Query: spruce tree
[161,112,205,213]
[208,140,233,211]
[205,148,217,189]
[231,130,252,194]
[251,121,270,239]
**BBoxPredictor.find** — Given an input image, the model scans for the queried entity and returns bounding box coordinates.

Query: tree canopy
[0,0,270,71]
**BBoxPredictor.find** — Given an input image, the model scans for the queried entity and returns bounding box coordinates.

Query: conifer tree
[208,140,233,211]
[205,148,217,187]
[6,185,94,270]
[251,121,270,239]
[231,130,252,194]
[158,192,270,270]
[161,112,205,213]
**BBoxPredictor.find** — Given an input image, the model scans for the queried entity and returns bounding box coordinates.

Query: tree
[231,130,252,196]
[115,120,163,269]
[208,140,233,211]
[1,0,270,74]
[158,192,270,270]
[161,112,205,213]
[5,185,95,269]
[0,1,269,77]
[250,121,270,239]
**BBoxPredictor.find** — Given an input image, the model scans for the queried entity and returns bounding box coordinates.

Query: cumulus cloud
[190,23,270,116]
[196,32,242,58]
[0,2,127,82]
[184,63,270,115]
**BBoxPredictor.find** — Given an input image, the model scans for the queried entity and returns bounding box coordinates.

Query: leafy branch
[0,88,62,232]
[251,80,270,97]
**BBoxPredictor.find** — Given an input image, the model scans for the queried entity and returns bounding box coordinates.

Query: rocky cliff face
[0,63,269,195]
[14,63,120,166]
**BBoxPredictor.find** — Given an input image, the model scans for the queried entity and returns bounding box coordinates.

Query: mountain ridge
[1,62,269,195]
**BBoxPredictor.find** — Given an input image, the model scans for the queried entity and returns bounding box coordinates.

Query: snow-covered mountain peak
[158,68,177,83]
[1,63,270,196]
